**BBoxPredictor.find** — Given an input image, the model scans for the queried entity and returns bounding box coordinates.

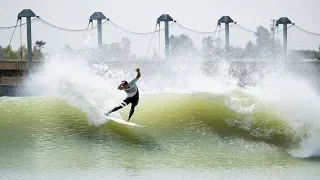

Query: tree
[62,45,74,53]
[170,34,198,57]
[229,46,244,59]
[289,50,319,61]
[0,44,45,61]
[97,37,132,61]
[32,46,41,60]
[201,36,223,59]
[35,41,46,53]
[0,45,27,60]
[108,42,122,60]
[16,45,28,60]
[214,38,224,58]
[0,46,4,60]
[244,41,256,58]
[33,41,46,60]
[316,51,320,60]
[255,26,274,57]
[3,46,17,60]
[202,36,214,59]
[119,37,131,60]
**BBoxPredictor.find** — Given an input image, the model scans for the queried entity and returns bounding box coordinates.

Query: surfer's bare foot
[125,118,130,122]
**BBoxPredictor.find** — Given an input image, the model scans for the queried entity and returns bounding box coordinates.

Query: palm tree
[35,41,46,53]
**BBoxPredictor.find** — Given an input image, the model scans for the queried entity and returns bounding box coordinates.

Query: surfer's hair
[121,80,128,85]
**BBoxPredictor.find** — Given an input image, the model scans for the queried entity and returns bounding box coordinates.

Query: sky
[0,0,319,56]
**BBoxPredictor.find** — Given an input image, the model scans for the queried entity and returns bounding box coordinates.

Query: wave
[0,93,302,148]
[16,54,320,159]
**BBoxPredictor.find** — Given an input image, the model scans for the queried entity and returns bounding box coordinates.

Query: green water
[1,94,320,179]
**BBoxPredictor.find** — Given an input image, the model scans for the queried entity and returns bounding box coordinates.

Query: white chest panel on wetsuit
[124,78,138,97]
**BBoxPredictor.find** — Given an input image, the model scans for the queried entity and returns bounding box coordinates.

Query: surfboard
[105,115,146,127]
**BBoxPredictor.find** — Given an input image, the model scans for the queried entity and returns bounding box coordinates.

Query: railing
[0,60,43,70]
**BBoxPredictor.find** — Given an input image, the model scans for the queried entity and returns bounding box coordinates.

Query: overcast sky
[1,0,319,55]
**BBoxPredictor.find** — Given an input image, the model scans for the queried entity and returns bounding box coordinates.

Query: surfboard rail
[105,115,146,127]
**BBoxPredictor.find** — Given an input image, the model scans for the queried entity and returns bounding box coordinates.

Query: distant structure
[218,16,234,59]
[276,17,292,57]
[18,9,36,70]
[270,19,277,40]
[157,14,173,58]
[90,12,107,46]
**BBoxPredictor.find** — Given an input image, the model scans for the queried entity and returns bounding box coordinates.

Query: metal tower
[18,9,36,70]
[218,16,234,59]
[90,12,106,46]
[276,17,292,57]
[157,14,173,58]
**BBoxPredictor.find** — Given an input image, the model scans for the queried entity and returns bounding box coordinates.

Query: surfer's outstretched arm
[135,68,141,80]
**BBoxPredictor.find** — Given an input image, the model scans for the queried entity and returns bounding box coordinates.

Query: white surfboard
[105,115,146,128]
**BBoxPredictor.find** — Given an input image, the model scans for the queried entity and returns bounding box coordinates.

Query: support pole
[26,17,32,70]
[225,22,230,59]
[90,12,106,46]
[283,24,287,55]
[218,16,233,60]
[165,21,169,58]
[97,19,102,45]
[157,14,173,59]
[271,19,276,60]
[18,9,36,71]
[276,17,292,59]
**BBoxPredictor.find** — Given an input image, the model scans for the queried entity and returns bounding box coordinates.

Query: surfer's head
[121,80,129,88]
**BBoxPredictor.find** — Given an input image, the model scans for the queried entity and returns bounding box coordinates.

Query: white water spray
[24,51,320,158]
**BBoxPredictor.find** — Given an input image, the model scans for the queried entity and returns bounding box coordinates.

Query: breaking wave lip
[290,132,320,158]
[242,69,320,159]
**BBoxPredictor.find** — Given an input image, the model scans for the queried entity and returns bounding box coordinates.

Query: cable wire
[145,23,159,56]
[3,19,20,60]
[108,20,169,35]
[293,25,320,36]
[158,23,161,56]
[218,25,221,57]
[19,19,23,62]
[175,22,232,34]
[0,18,38,30]
[37,18,102,32]
[211,25,219,41]
[175,22,216,34]
[81,21,93,45]
[235,23,256,33]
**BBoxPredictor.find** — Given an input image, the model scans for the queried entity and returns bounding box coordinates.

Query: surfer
[105,68,141,122]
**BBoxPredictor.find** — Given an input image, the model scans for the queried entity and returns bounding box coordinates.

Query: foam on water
[24,54,123,125]
[244,66,320,158]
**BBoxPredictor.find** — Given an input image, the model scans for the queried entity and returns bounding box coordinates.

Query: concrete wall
[0,85,23,97]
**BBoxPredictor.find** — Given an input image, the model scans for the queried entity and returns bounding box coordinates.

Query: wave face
[0,95,295,169]
[0,93,295,143]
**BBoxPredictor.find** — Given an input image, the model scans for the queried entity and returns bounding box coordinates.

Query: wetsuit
[106,78,139,119]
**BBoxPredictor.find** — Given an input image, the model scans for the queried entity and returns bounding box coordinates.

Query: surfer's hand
[118,84,124,90]
[136,68,140,72]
